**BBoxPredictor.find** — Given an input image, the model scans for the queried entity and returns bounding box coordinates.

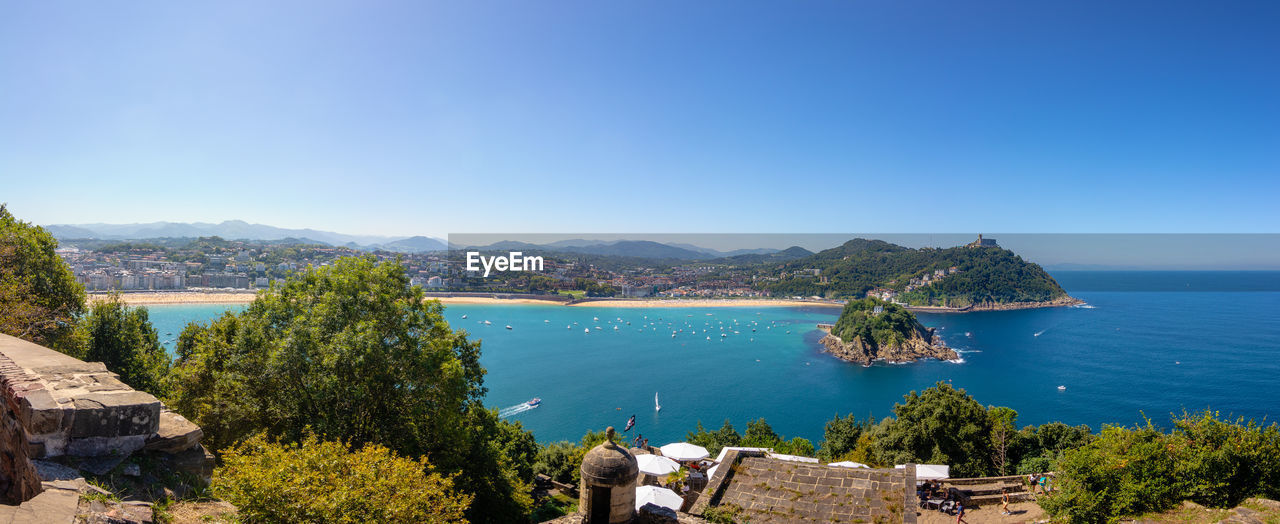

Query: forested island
[820,298,958,364]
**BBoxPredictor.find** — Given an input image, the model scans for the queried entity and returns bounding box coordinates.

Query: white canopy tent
[635,485,684,512]
[636,454,681,476]
[659,442,710,461]
[895,463,950,480]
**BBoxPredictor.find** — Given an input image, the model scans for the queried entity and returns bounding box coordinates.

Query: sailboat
[654,392,661,412]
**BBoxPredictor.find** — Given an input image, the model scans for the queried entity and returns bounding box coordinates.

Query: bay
[143,271,1280,446]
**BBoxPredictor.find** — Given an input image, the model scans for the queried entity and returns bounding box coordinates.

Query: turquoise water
[143,271,1280,446]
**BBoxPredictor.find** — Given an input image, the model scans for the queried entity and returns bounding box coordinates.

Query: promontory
[819,298,958,365]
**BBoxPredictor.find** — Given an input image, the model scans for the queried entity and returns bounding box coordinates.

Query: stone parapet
[0,334,209,507]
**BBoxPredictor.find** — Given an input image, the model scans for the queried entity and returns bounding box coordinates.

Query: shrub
[215,433,472,523]
[1042,411,1280,522]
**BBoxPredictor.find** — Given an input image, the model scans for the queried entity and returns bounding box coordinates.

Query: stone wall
[692,450,915,523]
[0,333,209,508]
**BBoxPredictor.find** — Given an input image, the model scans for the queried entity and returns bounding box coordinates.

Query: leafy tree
[1008,422,1093,474]
[820,413,873,461]
[0,204,86,348]
[741,419,782,448]
[1042,412,1280,522]
[215,432,472,524]
[168,256,530,523]
[871,382,994,477]
[533,441,585,485]
[687,420,742,457]
[74,296,171,397]
[988,406,1018,475]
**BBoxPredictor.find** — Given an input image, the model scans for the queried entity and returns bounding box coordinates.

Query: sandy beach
[93,291,260,306]
[568,298,843,309]
[97,291,842,309]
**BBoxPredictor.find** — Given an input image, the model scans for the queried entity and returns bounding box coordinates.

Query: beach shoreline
[96,291,844,309]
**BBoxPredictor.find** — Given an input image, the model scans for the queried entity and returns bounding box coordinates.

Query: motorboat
[527,398,541,407]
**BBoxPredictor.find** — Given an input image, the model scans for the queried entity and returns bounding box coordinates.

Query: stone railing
[0,333,210,514]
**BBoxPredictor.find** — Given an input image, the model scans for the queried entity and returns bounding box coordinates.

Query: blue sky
[1,1,1277,237]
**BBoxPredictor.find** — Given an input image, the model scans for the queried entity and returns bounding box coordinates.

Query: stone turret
[580,426,638,523]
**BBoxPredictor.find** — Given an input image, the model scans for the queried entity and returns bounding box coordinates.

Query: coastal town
[54,236,999,307]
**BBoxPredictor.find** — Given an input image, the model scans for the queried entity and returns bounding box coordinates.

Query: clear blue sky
[2,0,1277,237]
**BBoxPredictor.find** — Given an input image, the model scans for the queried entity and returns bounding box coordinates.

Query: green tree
[215,432,472,524]
[533,441,585,485]
[871,382,994,477]
[988,406,1018,475]
[820,413,872,461]
[74,295,171,397]
[0,204,86,348]
[168,256,530,523]
[687,420,742,457]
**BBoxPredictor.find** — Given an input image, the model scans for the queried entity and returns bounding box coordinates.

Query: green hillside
[757,238,1069,305]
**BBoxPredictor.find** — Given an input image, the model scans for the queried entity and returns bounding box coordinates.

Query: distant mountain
[463,239,719,260]
[716,245,814,264]
[666,243,780,257]
[374,236,448,253]
[557,240,715,260]
[42,220,446,251]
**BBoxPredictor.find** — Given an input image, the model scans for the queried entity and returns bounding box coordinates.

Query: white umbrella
[636,454,681,476]
[635,485,684,512]
[659,442,709,461]
[829,461,870,469]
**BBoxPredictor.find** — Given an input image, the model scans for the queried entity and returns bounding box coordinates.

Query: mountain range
[42,221,812,260]
[44,220,448,253]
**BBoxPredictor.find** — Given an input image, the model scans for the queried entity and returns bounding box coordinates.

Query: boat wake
[499,403,537,418]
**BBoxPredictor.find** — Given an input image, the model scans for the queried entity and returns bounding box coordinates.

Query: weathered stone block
[143,410,202,453]
[66,434,147,458]
[70,391,160,438]
[18,389,67,435]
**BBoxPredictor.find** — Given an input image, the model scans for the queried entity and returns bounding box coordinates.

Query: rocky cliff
[818,329,957,365]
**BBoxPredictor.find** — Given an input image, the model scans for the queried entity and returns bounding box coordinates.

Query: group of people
[917,481,968,522]
[1028,473,1053,496]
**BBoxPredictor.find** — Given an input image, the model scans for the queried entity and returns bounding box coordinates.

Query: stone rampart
[0,333,209,509]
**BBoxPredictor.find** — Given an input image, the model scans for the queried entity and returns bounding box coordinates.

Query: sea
[144,271,1280,446]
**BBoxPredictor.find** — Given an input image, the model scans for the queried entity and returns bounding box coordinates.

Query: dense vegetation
[0,204,86,348]
[216,433,472,523]
[168,256,533,523]
[758,238,1068,304]
[830,297,931,348]
[70,296,171,397]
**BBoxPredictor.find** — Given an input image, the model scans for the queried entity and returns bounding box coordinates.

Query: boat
[527,398,541,407]
[593,317,599,321]
[483,320,491,325]
[654,392,661,412]
[461,314,467,319]
[505,325,512,330]
[584,328,590,334]
[1057,385,1066,390]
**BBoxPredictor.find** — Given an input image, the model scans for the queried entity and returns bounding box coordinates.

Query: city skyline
[3,1,1278,236]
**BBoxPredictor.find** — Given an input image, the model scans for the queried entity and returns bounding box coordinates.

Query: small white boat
[505,325,512,330]
[544,320,549,323]
[614,326,619,330]
[461,314,467,319]
[483,320,491,325]
[593,317,599,321]
[584,328,590,334]
[654,392,661,412]
[1057,385,1067,390]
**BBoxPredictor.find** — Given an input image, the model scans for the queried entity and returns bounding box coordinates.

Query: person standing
[954,501,967,524]
[1001,489,1010,515]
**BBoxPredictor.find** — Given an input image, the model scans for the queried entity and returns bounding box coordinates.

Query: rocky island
[819,298,958,365]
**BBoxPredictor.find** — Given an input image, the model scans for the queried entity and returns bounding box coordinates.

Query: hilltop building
[967,234,998,248]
